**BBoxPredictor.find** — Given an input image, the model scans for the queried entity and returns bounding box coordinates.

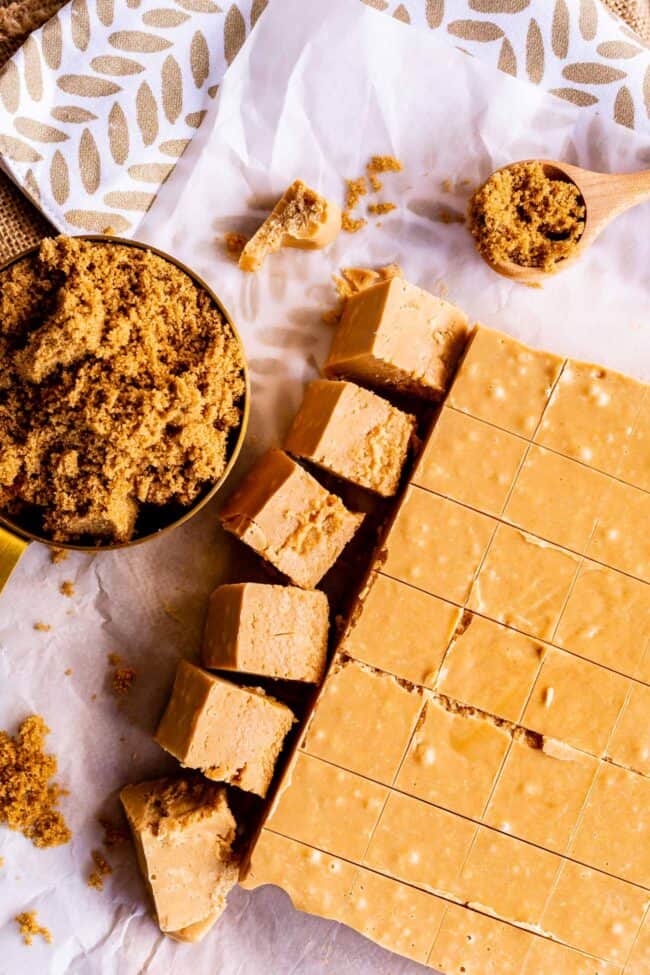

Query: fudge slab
[243,325,650,975]
[120,776,237,938]
[284,379,415,497]
[220,449,363,589]
[324,277,468,400]
[155,660,294,797]
[202,583,329,683]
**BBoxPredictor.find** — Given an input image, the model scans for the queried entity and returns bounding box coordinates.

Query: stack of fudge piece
[119,273,469,943]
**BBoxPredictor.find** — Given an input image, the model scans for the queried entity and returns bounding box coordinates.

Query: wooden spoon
[478,159,650,284]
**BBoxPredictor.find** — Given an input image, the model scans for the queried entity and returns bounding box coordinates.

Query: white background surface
[1,0,649,973]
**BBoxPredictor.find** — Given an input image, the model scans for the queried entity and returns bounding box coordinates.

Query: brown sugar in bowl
[0,234,250,591]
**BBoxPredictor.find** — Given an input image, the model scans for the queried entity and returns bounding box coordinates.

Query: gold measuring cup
[0,234,250,594]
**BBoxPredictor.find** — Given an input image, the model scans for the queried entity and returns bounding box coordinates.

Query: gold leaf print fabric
[0,0,648,237]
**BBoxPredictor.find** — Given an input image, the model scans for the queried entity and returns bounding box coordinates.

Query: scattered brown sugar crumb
[0,716,71,848]
[87,848,112,890]
[368,202,396,215]
[367,155,403,175]
[99,814,128,848]
[15,910,52,946]
[345,177,368,212]
[49,547,67,564]
[441,178,453,193]
[0,855,4,867]
[0,236,246,544]
[341,213,367,234]
[223,232,247,260]
[64,668,72,676]
[33,622,51,632]
[107,652,122,667]
[60,581,75,598]
[438,209,466,225]
[112,667,136,698]
[468,161,585,271]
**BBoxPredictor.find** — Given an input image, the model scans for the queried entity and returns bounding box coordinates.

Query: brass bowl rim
[0,233,250,552]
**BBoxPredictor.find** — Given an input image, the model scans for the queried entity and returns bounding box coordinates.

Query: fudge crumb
[49,548,67,564]
[15,911,52,946]
[87,849,112,890]
[368,202,396,215]
[112,667,136,698]
[223,232,247,260]
[323,264,402,326]
[0,715,71,848]
[33,622,51,632]
[341,213,367,234]
[468,161,585,271]
[99,815,128,848]
[60,581,74,598]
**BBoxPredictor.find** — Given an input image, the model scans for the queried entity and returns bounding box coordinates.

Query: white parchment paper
[1,1,649,973]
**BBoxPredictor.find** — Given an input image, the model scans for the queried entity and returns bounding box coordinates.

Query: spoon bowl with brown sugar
[468,159,650,284]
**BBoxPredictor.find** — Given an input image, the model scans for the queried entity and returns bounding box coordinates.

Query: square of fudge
[300,657,423,784]
[413,407,527,517]
[467,523,580,641]
[436,613,543,722]
[429,903,532,975]
[284,379,415,497]
[155,660,295,797]
[345,868,446,964]
[324,277,468,400]
[447,325,564,438]
[341,573,461,686]
[241,830,356,925]
[521,648,628,755]
[382,486,494,604]
[541,861,647,965]
[607,682,650,776]
[554,561,650,679]
[395,697,510,819]
[457,827,561,928]
[484,737,597,855]
[522,938,623,975]
[220,449,363,589]
[535,359,645,476]
[504,445,609,555]
[266,751,387,862]
[364,791,476,896]
[618,389,649,492]
[587,477,650,582]
[202,583,329,683]
[120,775,237,938]
[569,762,650,888]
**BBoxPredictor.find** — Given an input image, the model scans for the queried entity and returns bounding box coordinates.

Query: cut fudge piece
[220,449,364,589]
[155,660,295,797]
[324,277,468,400]
[448,325,564,437]
[119,775,238,938]
[284,379,415,497]
[429,903,532,975]
[202,582,329,683]
[239,180,341,272]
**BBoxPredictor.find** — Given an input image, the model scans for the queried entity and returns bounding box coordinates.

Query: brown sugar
[223,232,247,260]
[60,581,74,598]
[15,911,52,946]
[343,157,402,232]
[49,548,67,564]
[0,236,245,544]
[368,202,396,215]
[341,213,367,234]
[468,161,585,271]
[112,667,136,697]
[33,622,51,632]
[0,715,71,848]
[87,849,112,890]
[99,814,129,848]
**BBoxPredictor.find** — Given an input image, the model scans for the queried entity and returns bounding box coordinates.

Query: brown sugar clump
[99,814,129,848]
[112,667,136,697]
[33,622,51,632]
[368,202,396,215]
[49,548,67,564]
[223,232,247,260]
[60,581,74,598]
[368,155,403,175]
[15,911,52,946]
[468,161,585,271]
[0,716,70,848]
[0,237,246,544]
[87,849,112,890]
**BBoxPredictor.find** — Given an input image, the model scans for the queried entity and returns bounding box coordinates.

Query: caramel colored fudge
[239,180,341,272]
[120,776,237,938]
[284,379,415,496]
[220,449,363,589]
[324,277,468,400]
[155,660,295,797]
[202,583,329,682]
[243,326,650,975]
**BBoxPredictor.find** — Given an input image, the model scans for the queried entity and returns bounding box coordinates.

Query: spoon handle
[577,168,650,231]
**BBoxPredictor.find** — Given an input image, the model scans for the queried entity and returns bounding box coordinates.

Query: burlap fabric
[0,0,647,264]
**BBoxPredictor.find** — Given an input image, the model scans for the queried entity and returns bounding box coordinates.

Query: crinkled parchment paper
[0,1,649,973]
